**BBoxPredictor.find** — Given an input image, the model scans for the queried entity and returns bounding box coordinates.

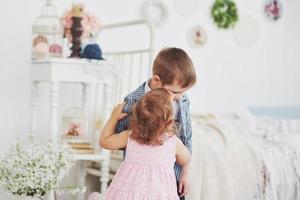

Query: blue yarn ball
[81,44,104,60]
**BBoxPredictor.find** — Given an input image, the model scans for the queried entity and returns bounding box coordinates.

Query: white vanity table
[30,58,117,199]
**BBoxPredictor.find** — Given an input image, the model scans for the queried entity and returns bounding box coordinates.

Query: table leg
[49,82,59,141]
[77,161,87,200]
[82,83,92,137]
[30,81,38,136]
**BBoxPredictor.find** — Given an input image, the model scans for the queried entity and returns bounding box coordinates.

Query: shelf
[85,167,114,179]
[30,58,116,83]
[31,58,114,65]
[73,153,107,161]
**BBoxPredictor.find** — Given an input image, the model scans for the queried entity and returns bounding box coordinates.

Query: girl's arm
[175,136,191,166]
[99,103,129,150]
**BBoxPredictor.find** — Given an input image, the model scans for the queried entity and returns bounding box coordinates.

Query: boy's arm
[178,95,192,197]
[185,118,192,152]
[115,112,129,133]
[175,136,191,197]
[183,96,192,152]
[115,95,133,133]
[179,127,192,197]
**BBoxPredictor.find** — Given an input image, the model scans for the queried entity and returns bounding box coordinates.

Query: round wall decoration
[233,15,259,47]
[187,25,207,48]
[142,0,168,27]
[211,0,239,29]
[264,0,283,21]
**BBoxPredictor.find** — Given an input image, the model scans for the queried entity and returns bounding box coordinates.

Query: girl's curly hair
[129,88,174,145]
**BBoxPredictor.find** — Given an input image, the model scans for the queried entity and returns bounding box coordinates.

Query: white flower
[0,136,83,198]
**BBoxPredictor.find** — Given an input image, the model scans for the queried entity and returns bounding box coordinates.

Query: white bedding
[187,110,300,200]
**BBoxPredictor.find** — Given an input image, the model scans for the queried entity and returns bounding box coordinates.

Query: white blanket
[187,114,300,200]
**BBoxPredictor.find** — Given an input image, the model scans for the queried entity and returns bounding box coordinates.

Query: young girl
[99,88,191,200]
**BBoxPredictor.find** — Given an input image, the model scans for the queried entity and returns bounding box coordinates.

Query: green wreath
[211,0,239,29]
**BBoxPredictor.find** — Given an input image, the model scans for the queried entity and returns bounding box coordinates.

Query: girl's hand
[111,103,128,121]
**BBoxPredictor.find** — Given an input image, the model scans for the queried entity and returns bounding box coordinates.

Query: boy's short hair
[152,47,197,88]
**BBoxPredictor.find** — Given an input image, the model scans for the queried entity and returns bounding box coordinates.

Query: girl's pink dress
[104,135,179,200]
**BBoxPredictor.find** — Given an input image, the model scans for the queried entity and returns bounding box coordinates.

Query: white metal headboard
[98,20,154,102]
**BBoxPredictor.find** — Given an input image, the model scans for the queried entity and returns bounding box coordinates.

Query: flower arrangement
[264,0,282,21]
[65,122,84,136]
[61,3,101,44]
[211,0,239,29]
[60,3,102,58]
[0,136,85,199]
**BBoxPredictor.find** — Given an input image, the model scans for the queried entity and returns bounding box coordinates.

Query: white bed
[189,107,300,200]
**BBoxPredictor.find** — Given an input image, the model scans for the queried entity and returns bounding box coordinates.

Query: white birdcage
[31,0,63,59]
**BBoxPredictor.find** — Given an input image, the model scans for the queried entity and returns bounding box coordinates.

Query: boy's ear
[152,75,163,88]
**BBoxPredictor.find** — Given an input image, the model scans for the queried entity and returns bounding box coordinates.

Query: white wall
[0,0,300,198]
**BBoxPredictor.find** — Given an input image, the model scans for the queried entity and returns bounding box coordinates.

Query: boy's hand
[178,166,190,197]
[111,103,128,121]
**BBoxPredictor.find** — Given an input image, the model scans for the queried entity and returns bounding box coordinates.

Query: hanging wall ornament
[264,0,282,21]
[142,0,168,27]
[233,15,259,47]
[187,25,207,48]
[174,0,199,17]
[211,0,239,29]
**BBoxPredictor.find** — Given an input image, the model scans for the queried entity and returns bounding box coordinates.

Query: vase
[70,16,83,58]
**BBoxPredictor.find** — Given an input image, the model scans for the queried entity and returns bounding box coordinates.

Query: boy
[115,47,197,200]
